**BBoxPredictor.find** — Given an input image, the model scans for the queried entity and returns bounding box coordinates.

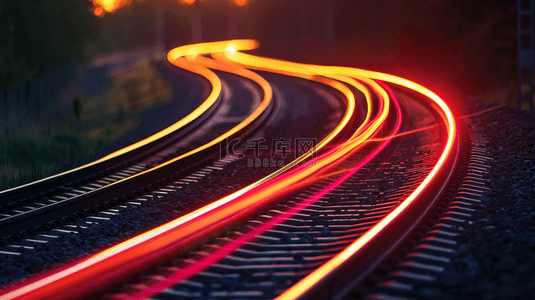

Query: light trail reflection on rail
[0,39,457,300]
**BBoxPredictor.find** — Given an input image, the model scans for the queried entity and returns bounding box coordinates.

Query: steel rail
[118,51,458,300]
[125,72,400,300]
[0,44,367,300]
[0,41,271,238]
[0,49,224,204]
[1,40,459,300]
[275,77,458,300]
[116,57,458,300]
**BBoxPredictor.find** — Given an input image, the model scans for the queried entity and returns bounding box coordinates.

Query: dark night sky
[1,0,517,97]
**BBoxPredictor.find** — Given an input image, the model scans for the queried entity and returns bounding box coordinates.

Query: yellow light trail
[0,39,458,300]
[100,41,259,163]
[0,40,272,300]
[223,51,391,157]
[0,40,239,197]
[123,52,394,299]
[0,39,371,300]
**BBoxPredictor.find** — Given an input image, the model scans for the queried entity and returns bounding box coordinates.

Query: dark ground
[411,104,535,299]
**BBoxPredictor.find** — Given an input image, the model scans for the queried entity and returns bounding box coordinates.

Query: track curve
[0,40,464,300]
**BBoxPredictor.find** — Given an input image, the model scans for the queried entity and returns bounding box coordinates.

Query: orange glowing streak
[276,73,457,300]
[326,74,373,138]
[99,71,385,300]
[141,53,272,165]
[97,41,258,161]
[0,41,370,300]
[87,53,273,194]
[79,55,371,281]
[222,52,380,142]
[1,39,401,300]
[168,40,258,60]
[0,41,272,300]
[0,45,226,198]
[94,54,368,264]
[221,51,457,300]
[217,54,375,143]
[112,65,389,275]
[212,52,360,183]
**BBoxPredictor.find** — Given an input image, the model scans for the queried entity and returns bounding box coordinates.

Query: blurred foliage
[0,106,137,190]
[0,0,156,90]
[108,59,173,112]
[72,97,82,120]
[0,0,97,89]
[0,59,174,190]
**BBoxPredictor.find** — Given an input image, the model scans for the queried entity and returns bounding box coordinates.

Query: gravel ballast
[0,74,345,289]
[408,105,535,299]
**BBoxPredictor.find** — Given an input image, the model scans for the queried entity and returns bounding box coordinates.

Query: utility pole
[298,0,308,50]
[154,1,165,55]
[192,1,202,43]
[229,2,238,38]
[229,0,248,38]
[517,0,535,111]
[325,0,334,46]
[368,0,376,35]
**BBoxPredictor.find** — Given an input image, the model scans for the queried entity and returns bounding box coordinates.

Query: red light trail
[126,79,404,299]
[0,39,457,300]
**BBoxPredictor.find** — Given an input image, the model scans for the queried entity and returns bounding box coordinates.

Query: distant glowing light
[91,0,198,15]
[93,6,105,17]
[91,0,132,14]
[90,0,247,16]
[233,0,248,6]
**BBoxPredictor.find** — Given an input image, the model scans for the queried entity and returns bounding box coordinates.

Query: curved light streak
[0,40,379,300]
[0,40,457,300]
[0,41,257,196]
[219,52,376,140]
[0,40,271,300]
[0,40,367,300]
[127,76,401,300]
[214,52,361,164]
[167,40,259,61]
[274,74,457,300]
[99,40,260,161]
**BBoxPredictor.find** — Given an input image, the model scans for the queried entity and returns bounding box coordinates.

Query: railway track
[0,41,271,239]
[0,40,470,300]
